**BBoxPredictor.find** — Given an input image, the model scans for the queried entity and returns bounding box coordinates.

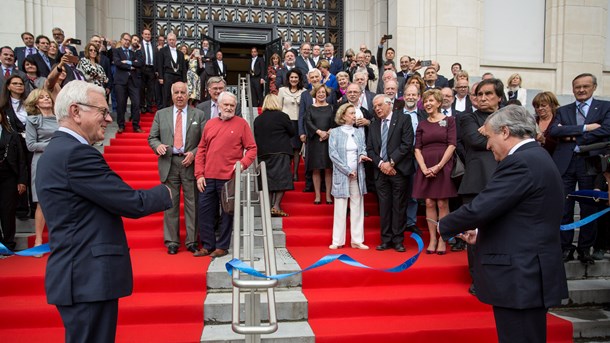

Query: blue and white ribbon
[0,242,50,256]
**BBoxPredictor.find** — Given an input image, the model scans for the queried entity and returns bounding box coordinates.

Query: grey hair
[484,105,537,139]
[218,91,237,104]
[353,71,369,82]
[324,42,334,49]
[373,94,392,105]
[382,70,397,79]
[308,68,322,78]
[55,81,105,122]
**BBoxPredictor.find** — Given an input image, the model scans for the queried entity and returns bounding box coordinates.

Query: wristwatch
[390,159,395,167]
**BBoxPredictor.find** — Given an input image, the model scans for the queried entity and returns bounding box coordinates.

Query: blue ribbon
[560,207,610,231]
[0,242,50,256]
[225,233,424,279]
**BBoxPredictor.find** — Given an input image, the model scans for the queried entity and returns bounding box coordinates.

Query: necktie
[146,43,152,65]
[212,102,219,118]
[577,103,587,126]
[4,68,10,78]
[124,49,130,59]
[28,48,34,56]
[381,119,389,161]
[42,54,51,70]
[174,109,183,150]
[74,69,83,81]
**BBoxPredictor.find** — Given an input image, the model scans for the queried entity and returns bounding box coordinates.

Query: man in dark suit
[376,35,396,70]
[212,50,227,79]
[352,71,375,111]
[367,94,414,252]
[198,39,216,101]
[376,68,406,98]
[431,61,449,88]
[323,43,343,75]
[295,43,315,80]
[52,27,78,57]
[440,104,568,343]
[447,62,462,89]
[249,46,266,107]
[37,81,172,343]
[31,35,54,77]
[452,79,472,115]
[196,76,241,121]
[140,29,157,113]
[15,32,37,71]
[0,47,27,98]
[275,50,298,89]
[157,33,187,109]
[148,82,206,255]
[114,32,144,133]
[549,73,610,264]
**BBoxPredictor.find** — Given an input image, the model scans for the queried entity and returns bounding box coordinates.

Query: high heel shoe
[351,243,369,250]
[426,249,436,254]
[313,200,321,205]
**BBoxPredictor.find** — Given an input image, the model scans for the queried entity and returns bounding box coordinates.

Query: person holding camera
[376,35,395,70]
[549,73,610,264]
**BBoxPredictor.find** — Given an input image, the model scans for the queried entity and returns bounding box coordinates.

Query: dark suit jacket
[37,131,172,305]
[0,67,27,99]
[458,110,498,195]
[295,56,314,79]
[376,77,406,98]
[195,100,242,121]
[148,106,206,182]
[435,74,449,88]
[366,111,415,178]
[275,66,302,89]
[31,52,55,77]
[298,89,337,136]
[3,103,26,134]
[113,48,143,86]
[60,64,87,87]
[212,60,227,79]
[451,95,473,115]
[253,110,296,156]
[250,56,266,80]
[157,46,187,82]
[15,46,37,71]
[200,49,216,76]
[440,141,568,309]
[0,127,27,183]
[325,56,343,75]
[549,98,610,175]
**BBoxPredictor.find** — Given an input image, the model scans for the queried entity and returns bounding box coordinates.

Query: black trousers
[493,306,547,343]
[375,172,409,245]
[162,73,183,109]
[0,170,18,250]
[56,299,119,343]
[140,65,156,111]
[115,77,141,130]
[250,76,264,107]
[560,155,597,251]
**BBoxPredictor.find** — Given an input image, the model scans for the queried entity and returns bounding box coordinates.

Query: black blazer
[366,111,414,178]
[549,98,610,175]
[250,56,266,79]
[212,60,228,79]
[298,89,338,136]
[31,53,55,77]
[458,110,498,195]
[253,110,296,156]
[113,48,143,86]
[440,141,568,309]
[295,56,314,79]
[157,46,187,81]
[451,95,473,115]
[3,103,26,134]
[37,131,172,305]
[0,127,27,184]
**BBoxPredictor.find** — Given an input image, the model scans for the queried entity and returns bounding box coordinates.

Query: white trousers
[331,178,365,246]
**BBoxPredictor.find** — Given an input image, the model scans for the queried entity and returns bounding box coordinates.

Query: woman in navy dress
[412,89,457,255]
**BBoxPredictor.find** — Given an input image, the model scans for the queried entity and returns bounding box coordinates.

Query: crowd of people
[1,29,609,266]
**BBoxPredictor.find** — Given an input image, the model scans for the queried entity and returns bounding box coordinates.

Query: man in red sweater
[194,91,257,257]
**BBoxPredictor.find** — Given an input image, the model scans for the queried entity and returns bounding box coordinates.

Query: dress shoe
[451,239,467,252]
[193,248,211,257]
[117,127,124,134]
[187,245,198,253]
[134,128,145,133]
[577,249,595,265]
[329,244,343,249]
[376,243,392,251]
[292,175,299,182]
[351,243,369,250]
[468,283,476,296]
[406,225,423,237]
[210,249,228,258]
[167,244,179,255]
[394,244,406,252]
[592,249,606,261]
[562,247,575,262]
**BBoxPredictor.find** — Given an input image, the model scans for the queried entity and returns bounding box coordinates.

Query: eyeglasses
[89,49,97,52]
[77,102,111,118]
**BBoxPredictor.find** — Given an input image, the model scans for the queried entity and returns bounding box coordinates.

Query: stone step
[207,248,302,290]
[204,290,307,324]
[565,259,610,279]
[551,308,610,340]
[200,322,314,343]
[564,279,610,306]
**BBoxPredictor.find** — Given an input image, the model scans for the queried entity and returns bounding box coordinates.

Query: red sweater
[194,116,257,180]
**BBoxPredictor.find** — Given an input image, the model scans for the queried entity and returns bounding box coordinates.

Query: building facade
[2,0,609,98]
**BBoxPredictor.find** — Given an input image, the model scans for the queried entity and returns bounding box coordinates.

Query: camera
[383,34,393,40]
[580,142,610,175]
[71,38,82,45]
[421,60,432,67]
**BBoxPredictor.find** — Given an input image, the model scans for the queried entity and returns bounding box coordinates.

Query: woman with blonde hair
[505,73,527,105]
[532,91,560,155]
[328,103,371,249]
[253,94,296,216]
[24,88,59,254]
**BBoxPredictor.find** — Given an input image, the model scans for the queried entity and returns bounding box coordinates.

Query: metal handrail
[229,134,279,339]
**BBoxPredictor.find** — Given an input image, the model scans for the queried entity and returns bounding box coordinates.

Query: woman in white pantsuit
[328,103,372,249]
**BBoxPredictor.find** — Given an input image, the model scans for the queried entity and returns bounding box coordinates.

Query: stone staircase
[199,215,315,342]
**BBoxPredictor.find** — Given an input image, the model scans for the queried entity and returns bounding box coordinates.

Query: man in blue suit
[114,32,144,133]
[36,81,172,343]
[549,73,610,264]
[440,105,568,343]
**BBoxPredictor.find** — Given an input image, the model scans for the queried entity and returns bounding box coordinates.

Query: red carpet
[0,113,210,343]
[282,170,574,342]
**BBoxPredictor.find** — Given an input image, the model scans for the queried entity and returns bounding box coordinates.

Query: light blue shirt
[58,127,89,145]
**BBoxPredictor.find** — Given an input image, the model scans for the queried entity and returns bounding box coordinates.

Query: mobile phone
[421,60,432,67]
[383,34,393,40]
[71,38,82,45]
[66,55,79,64]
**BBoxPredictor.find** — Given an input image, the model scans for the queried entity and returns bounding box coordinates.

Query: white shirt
[170,47,177,62]
[11,98,27,126]
[172,106,187,154]
[251,57,257,71]
[455,96,466,112]
[341,125,358,172]
[441,107,453,117]
[359,93,369,111]
[508,138,535,155]
[143,41,154,65]
[216,60,224,73]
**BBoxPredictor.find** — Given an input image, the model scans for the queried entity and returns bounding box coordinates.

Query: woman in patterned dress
[77,43,108,88]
